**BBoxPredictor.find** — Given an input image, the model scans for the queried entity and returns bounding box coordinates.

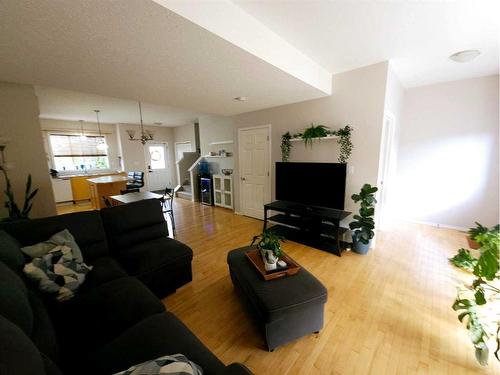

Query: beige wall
[395,75,499,229]
[0,82,56,218]
[173,123,196,147]
[116,123,176,189]
[231,62,389,219]
[40,118,121,171]
[198,114,234,174]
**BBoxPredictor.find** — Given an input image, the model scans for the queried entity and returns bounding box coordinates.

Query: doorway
[145,143,170,191]
[238,125,271,220]
[376,114,398,229]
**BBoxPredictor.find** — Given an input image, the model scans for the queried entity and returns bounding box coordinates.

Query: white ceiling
[234,0,500,87]
[0,0,328,117]
[35,86,201,126]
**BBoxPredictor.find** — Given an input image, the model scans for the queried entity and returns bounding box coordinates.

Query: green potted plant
[449,222,499,365]
[349,184,378,254]
[466,222,489,249]
[251,229,285,271]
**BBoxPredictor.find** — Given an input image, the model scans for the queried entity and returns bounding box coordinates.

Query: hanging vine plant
[281,132,292,162]
[280,124,353,163]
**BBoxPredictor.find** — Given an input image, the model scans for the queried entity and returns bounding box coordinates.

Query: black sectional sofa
[0,199,251,375]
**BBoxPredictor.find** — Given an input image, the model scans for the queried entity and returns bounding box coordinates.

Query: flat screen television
[275,162,346,210]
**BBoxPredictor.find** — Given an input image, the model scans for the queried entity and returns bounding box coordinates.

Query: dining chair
[161,186,181,234]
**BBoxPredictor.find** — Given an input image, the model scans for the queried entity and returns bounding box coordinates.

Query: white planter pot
[260,249,278,271]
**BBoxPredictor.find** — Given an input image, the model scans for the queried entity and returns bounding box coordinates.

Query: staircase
[176,181,192,200]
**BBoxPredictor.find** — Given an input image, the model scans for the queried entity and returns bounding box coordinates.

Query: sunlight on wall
[394,134,492,222]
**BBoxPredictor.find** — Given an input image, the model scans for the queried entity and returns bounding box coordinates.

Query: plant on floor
[348,183,378,254]
[251,229,285,270]
[0,144,39,220]
[466,222,489,249]
[449,223,500,366]
[280,124,353,163]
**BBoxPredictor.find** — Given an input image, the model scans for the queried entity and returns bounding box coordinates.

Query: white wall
[39,118,121,171]
[395,75,499,229]
[173,123,196,147]
[231,62,389,221]
[198,114,234,174]
[116,123,176,189]
[0,82,56,218]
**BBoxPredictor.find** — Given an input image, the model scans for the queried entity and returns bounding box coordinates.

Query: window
[148,145,166,170]
[49,134,109,171]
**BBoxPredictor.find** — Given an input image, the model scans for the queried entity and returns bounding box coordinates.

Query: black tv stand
[263,200,351,256]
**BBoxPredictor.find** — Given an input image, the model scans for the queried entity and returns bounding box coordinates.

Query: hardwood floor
[56,199,499,374]
[166,200,499,375]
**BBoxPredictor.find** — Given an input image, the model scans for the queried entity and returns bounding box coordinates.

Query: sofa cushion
[100,199,168,252]
[83,312,225,375]
[81,256,129,291]
[51,277,165,355]
[0,210,109,262]
[28,289,59,363]
[0,261,33,335]
[0,315,49,375]
[116,237,193,297]
[0,230,25,272]
[118,237,193,276]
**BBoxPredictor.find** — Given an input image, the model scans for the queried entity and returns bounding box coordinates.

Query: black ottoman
[227,246,328,351]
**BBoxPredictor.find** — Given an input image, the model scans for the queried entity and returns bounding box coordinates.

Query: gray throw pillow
[21,229,83,262]
[114,354,203,375]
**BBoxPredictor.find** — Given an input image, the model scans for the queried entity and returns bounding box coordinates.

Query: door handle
[241,177,246,181]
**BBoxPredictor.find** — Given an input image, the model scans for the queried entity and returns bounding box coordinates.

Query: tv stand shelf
[263,201,351,256]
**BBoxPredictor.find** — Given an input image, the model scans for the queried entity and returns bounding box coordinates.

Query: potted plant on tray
[251,229,285,271]
[349,183,378,254]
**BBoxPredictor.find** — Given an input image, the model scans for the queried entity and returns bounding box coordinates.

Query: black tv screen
[275,162,346,210]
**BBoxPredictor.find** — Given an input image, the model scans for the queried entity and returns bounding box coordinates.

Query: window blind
[50,134,107,157]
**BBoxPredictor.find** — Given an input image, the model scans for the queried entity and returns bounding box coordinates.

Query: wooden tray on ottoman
[245,249,301,281]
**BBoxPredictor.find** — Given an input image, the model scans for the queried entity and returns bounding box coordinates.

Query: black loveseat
[0,199,251,375]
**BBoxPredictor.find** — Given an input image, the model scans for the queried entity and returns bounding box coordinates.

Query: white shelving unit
[290,135,339,142]
[213,174,233,209]
[209,140,234,145]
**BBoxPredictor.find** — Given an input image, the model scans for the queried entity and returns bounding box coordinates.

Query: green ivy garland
[280,124,353,163]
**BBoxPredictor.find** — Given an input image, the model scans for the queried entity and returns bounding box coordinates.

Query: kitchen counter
[87,175,128,184]
[87,175,128,209]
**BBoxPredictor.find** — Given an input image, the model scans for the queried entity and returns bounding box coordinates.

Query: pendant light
[126,102,154,145]
[94,110,109,151]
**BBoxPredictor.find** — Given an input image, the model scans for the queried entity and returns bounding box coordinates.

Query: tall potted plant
[251,229,285,271]
[349,184,378,254]
[449,223,499,365]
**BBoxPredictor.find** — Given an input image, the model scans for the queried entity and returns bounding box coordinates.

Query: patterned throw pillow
[114,354,203,375]
[23,245,92,301]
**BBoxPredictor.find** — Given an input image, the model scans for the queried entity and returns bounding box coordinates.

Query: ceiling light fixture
[234,96,248,101]
[94,110,109,151]
[126,102,154,145]
[449,49,481,63]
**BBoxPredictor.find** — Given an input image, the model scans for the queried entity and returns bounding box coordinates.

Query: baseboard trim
[399,218,468,232]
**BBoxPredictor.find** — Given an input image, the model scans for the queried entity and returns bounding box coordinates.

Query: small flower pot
[466,236,480,249]
[260,249,278,271]
[352,235,371,255]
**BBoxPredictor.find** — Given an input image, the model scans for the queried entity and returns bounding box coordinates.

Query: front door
[238,126,270,220]
[145,143,170,191]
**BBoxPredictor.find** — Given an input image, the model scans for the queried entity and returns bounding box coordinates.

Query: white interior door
[376,114,397,229]
[238,126,270,220]
[175,142,192,162]
[145,143,170,191]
